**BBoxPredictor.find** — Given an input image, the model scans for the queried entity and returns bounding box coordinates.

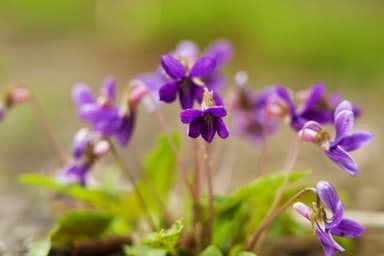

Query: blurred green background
[0,1,383,253]
[0,0,383,206]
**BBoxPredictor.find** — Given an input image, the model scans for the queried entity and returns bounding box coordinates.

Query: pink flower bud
[298,128,319,144]
[11,87,30,104]
[93,140,110,158]
[293,202,311,220]
[129,79,149,109]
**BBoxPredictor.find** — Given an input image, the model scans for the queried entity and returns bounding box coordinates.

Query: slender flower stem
[200,141,214,245]
[192,139,202,250]
[255,120,269,177]
[29,94,67,166]
[151,102,194,194]
[109,141,156,230]
[248,136,301,251]
[245,187,316,251]
[128,143,170,226]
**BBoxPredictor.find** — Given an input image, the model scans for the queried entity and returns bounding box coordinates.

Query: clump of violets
[58,128,110,186]
[0,84,30,122]
[299,100,372,175]
[72,76,148,146]
[159,40,232,109]
[181,88,229,143]
[294,181,364,256]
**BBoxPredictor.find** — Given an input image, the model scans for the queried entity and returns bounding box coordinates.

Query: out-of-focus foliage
[0,0,383,78]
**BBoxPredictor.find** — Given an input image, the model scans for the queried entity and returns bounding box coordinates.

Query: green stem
[109,141,156,230]
[245,187,316,251]
[247,136,301,251]
[29,95,67,166]
[200,141,214,245]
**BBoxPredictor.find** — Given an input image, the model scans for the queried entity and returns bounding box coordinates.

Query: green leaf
[20,174,141,220]
[28,240,50,256]
[200,245,223,256]
[238,252,258,256]
[142,220,184,254]
[49,210,115,246]
[124,244,167,256]
[140,133,180,208]
[213,171,310,246]
[216,171,310,213]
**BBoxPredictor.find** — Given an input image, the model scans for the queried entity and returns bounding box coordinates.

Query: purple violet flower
[299,101,372,175]
[72,76,144,146]
[180,89,229,143]
[229,72,277,143]
[59,129,110,186]
[159,40,232,109]
[159,54,217,109]
[294,181,364,256]
[267,83,359,132]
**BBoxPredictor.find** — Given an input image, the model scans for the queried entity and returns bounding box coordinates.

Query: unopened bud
[11,87,30,104]
[293,202,311,220]
[128,79,149,109]
[93,140,110,158]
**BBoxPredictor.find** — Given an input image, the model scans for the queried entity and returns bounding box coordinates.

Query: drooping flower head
[72,76,145,146]
[180,88,229,143]
[299,101,372,175]
[58,128,110,186]
[229,72,277,143]
[0,84,30,122]
[294,181,364,256]
[159,40,232,109]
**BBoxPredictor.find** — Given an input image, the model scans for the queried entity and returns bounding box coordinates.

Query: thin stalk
[152,102,194,194]
[128,143,170,226]
[192,139,202,250]
[245,187,316,250]
[255,121,269,177]
[247,136,301,251]
[200,141,214,245]
[109,141,156,230]
[29,95,66,166]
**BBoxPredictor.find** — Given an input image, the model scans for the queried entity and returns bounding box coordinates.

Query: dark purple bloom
[59,129,110,186]
[180,89,229,143]
[159,40,233,109]
[72,76,142,146]
[299,101,372,175]
[294,181,364,256]
[159,54,217,109]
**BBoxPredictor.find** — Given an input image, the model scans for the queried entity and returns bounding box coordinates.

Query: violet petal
[72,84,95,107]
[181,109,202,123]
[188,118,202,138]
[316,181,340,213]
[161,54,186,79]
[205,106,227,118]
[331,218,365,238]
[338,132,372,152]
[159,81,179,103]
[190,57,216,78]
[216,118,229,139]
[325,146,359,176]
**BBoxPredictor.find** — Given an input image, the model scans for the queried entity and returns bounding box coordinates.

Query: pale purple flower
[59,129,110,186]
[229,76,277,143]
[299,101,372,175]
[269,84,332,131]
[72,76,142,146]
[294,181,364,256]
[180,89,229,143]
